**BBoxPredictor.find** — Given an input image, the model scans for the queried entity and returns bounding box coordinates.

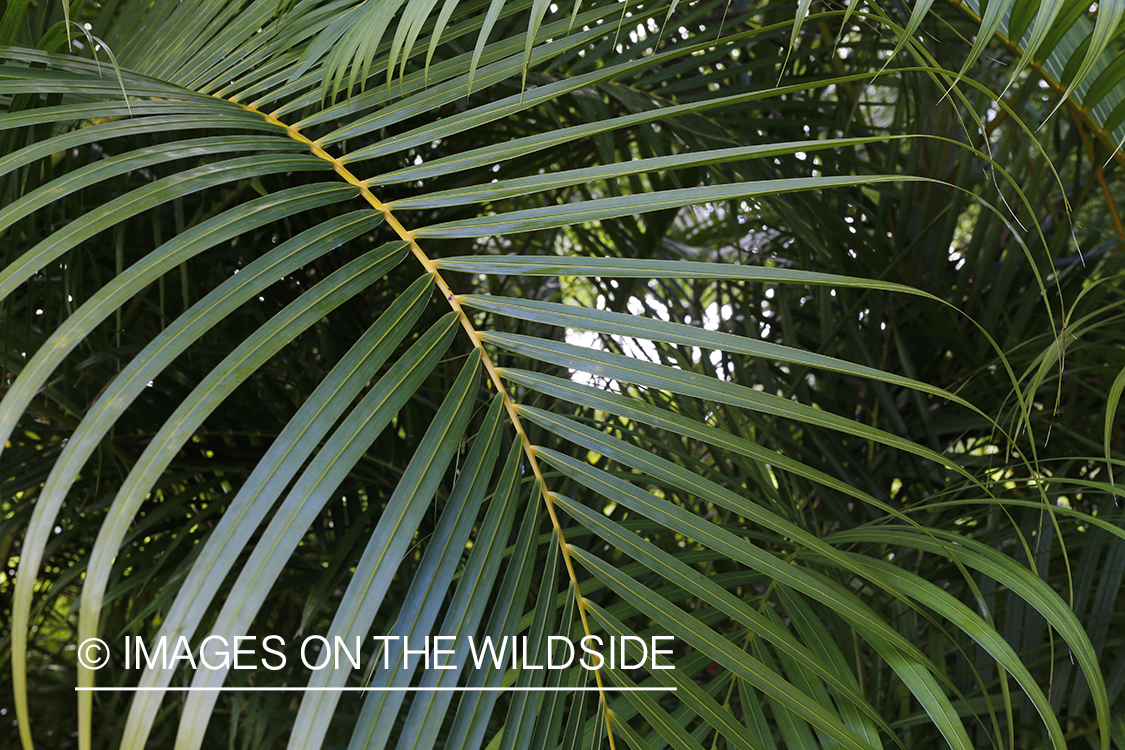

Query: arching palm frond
[2,0,1124,749]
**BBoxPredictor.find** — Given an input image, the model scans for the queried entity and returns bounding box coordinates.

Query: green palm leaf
[2,0,1123,748]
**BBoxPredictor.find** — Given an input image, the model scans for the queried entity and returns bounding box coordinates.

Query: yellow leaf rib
[233,98,618,749]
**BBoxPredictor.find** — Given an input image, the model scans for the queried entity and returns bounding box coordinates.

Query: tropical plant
[2,0,1124,748]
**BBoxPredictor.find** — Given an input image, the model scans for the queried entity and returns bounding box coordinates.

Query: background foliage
[1,0,1124,748]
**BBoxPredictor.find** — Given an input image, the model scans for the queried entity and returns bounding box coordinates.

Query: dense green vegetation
[1,0,1124,747]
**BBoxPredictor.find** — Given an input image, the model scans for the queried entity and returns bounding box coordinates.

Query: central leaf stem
[236,99,617,747]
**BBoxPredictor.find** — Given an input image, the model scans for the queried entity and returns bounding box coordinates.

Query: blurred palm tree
[1,0,1124,748]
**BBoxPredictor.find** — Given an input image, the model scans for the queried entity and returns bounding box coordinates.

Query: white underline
[75,686,675,692]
